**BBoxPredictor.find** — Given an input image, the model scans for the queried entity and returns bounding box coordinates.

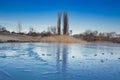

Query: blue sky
[0,0,120,34]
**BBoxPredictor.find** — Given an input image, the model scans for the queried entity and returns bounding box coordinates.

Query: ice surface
[0,43,120,80]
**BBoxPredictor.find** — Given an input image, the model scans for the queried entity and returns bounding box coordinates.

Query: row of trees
[0,25,10,34]
[57,12,69,35]
[0,24,120,43]
[0,25,6,32]
[0,24,59,37]
[73,30,120,43]
[0,12,70,37]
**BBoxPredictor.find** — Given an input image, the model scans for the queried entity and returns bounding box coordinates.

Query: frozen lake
[0,42,120,80]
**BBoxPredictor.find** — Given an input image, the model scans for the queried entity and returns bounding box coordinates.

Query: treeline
[0,25,10,34]
[0,12,71,37]
[73,30,120,43]
[0,25,58,37]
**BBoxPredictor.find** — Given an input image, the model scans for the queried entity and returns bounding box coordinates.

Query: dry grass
[0,34,41,42]
[40,35,86,43]
[0,34,86,43]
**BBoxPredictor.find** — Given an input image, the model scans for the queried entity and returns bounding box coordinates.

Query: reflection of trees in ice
[56,44,68,78]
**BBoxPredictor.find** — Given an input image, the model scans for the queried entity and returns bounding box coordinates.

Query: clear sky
[0,0,120,34]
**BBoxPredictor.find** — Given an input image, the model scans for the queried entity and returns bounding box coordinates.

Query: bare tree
[0,25,6,32]
[47,27,50,32]
[93,30,98,36]
[29,27,34,33]
[17,22,22,33]
[70,30,72,35]
[50,26,56,35]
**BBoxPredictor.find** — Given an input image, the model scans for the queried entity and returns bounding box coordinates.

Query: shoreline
[0,40,119,44]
